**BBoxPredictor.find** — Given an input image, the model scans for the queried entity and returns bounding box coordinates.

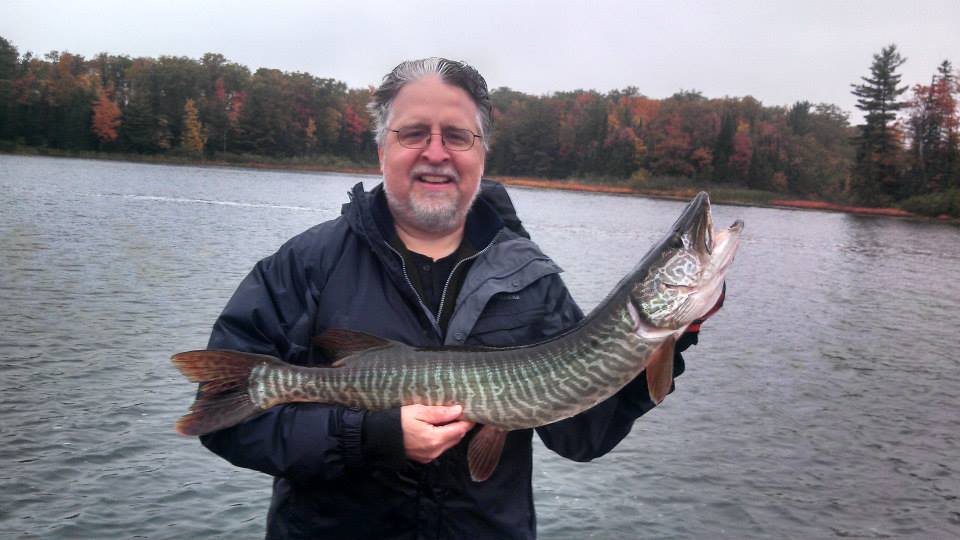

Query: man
[199,58,702,539]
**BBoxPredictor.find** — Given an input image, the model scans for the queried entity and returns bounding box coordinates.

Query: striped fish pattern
[172,192,743,480]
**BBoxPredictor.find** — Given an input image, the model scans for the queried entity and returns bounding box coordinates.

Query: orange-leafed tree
[180,98,207,157]
[91,86,122,146]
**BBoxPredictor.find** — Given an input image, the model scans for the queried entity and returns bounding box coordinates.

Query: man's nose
[421,133,451,162]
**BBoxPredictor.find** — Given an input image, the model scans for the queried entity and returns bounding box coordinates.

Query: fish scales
[172,192,743,481]
[245,309,643,430]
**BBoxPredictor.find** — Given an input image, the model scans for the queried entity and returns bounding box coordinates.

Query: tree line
[0,37,957,215]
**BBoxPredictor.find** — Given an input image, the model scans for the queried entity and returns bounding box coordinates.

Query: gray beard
[384,182,479,234]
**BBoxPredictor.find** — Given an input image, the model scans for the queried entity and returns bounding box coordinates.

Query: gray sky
[2,0,958,123]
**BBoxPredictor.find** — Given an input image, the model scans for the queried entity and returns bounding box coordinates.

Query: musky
[2,0,958,122]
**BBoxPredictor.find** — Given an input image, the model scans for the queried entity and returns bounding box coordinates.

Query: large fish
[172,192,743,481]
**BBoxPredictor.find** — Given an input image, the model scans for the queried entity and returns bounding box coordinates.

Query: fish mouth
[669,191,713,255]
[672,192,743,257]
[634,192,743,331]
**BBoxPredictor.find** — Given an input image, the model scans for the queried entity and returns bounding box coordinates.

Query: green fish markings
[172,192,743,481]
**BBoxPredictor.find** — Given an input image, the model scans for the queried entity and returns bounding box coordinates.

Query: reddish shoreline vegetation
[0,38,957,218]
[767,199,915,218]
[489,175,946,220]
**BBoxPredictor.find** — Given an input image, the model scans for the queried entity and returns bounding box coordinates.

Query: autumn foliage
[0,36,958,214]
[91,86,121,144]
[180,98,207,156]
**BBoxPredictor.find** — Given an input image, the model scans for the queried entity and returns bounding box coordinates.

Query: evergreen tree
[121,87,170,153]
[712,111,737,182]
[787,101,813,136]
[930,61,959,190]
[850,44,908,204]
[0,36,18,141]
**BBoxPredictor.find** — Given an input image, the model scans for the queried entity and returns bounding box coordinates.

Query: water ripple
[2,155,959,538]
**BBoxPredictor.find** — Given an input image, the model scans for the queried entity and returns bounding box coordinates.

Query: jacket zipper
[384,241,442,337]
[384,229,502,340]
[435,229,501,325]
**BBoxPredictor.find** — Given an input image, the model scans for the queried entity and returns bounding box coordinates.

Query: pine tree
[850,44,908,204]
[0,36,18,141]
[930,61,959,190]
[122,87,171,153]
[905,60,959,194]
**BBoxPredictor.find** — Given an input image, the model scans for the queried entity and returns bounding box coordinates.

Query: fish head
[630,192,743,335]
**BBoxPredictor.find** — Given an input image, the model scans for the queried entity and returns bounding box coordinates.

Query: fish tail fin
[170,350,274,437]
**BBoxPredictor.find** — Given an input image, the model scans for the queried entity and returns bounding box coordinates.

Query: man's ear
[377,145,385,173]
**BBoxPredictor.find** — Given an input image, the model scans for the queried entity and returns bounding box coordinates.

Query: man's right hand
[400,404,475,464]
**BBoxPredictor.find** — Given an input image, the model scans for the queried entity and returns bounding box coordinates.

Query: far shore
[3,149,952,222]
[490,176,928,219]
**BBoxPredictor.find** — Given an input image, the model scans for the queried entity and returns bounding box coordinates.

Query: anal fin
[467,425,508,482]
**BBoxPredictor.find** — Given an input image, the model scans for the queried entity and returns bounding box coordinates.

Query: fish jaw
[632,193,743,332]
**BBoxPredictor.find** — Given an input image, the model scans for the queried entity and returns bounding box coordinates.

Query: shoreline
[488,175,947,221]
[3,149,954,222]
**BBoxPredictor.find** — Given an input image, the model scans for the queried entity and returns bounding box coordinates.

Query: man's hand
[400,404,475,464]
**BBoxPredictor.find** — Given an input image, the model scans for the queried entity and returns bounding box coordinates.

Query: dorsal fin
[312,329,395,364]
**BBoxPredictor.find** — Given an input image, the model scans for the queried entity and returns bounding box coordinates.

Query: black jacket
[200,181,671,539]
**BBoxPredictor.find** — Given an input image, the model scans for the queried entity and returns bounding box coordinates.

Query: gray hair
[367,57,492,150]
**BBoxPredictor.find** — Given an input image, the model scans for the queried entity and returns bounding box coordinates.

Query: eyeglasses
[390,126,482,151]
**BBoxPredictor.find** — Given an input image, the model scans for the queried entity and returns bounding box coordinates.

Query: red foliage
[341,104,366,146]
[91,87,121,144]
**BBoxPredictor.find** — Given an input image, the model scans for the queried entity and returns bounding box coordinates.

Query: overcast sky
[2,0,958,123]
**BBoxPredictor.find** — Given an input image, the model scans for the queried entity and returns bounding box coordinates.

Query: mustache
[409,164,460,183]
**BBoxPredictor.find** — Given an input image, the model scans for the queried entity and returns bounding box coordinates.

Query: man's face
[379,75,485,235]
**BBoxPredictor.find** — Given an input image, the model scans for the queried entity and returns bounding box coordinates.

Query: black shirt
[387,227,478,336]
[372,190,481,337]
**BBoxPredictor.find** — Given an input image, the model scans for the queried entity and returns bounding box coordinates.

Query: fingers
[433,419,476,439]
[413,404,464,425]
[401,404,477,464]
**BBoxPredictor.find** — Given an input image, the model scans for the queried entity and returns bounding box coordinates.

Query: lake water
[1,155,958,539]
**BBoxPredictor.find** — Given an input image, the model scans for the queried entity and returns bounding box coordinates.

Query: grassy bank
[0,145,380,176]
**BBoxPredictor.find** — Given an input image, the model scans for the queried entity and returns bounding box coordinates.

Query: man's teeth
[419,175,452,183]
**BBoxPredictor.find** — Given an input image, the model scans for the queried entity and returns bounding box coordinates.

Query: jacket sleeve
[198,241,401,482]
[534,276,695,462]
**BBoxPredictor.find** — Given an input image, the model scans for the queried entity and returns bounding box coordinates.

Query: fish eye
[670,232,684,249]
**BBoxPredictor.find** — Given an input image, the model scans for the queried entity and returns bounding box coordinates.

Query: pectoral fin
[467,425,508,482]
[645,335,676,405]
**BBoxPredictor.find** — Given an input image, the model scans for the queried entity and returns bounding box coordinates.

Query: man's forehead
[389,79,479,127]
[393,78,475,109]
